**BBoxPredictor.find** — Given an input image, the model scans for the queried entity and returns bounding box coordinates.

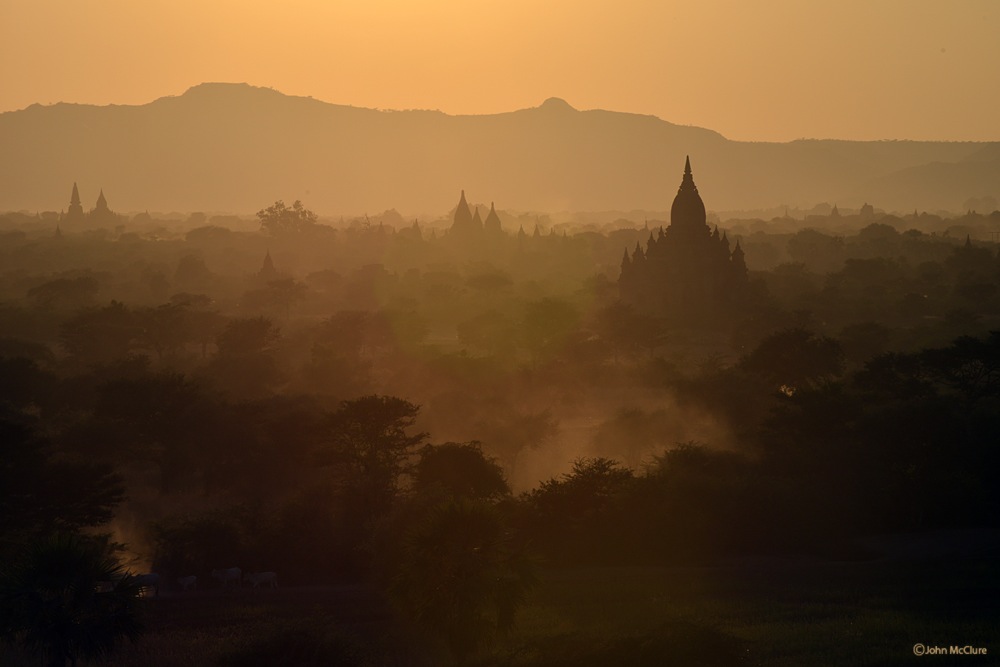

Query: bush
[0,533,143,667]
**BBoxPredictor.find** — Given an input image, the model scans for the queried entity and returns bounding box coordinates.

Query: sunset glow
[3,0,999,140]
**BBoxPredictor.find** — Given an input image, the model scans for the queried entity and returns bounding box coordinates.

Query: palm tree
[0,533,144,667]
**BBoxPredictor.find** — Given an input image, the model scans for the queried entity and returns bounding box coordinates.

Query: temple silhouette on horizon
[619,157,748,323]
[60,182,121,226]
[448,190,505,242]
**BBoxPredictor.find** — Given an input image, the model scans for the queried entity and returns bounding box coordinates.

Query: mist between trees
[1,195,999,665]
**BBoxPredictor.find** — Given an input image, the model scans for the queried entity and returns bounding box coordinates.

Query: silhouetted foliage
[150,508,253,581]
[59,301,141,365]
[323,395,427,519]
[209,316,282,398]
[257,200,319,235]
[27,276,100,310]
[0,420,125,553]
[3,179,1000,664]
[388,498,535,664]
[0,356,54,409]
[739,327,845,392]
[474,408,558,473]
[522,298,579,360]
[413,442,510,501]
[521,458,635,563]
[0,533,143,667]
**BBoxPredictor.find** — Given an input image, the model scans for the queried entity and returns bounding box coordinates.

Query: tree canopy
[256,200,319,235]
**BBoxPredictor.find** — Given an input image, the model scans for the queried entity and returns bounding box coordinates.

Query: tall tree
[257,200,318,235]
[324,396,427,517]
[0,420,124,553]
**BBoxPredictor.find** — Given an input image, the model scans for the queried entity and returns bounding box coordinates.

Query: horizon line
[4,81,999,145]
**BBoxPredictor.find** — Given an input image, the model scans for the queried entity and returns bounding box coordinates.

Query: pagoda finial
[678,156,697,193]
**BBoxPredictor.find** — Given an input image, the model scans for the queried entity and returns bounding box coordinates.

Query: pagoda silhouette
[60,183,121,226]
[446,190,507,247]
[619,157,748,323]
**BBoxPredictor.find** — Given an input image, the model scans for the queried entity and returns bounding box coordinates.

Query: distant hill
[2,82,997,216]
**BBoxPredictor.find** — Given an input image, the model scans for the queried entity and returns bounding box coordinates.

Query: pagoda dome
[669,156,707,231]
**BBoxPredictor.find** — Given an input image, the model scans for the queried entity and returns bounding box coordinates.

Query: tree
[522,298,580,361]
[594,302,665,361]
[521,458,634,563]
[474,409,558,474]
[739,327,844,394]
[0,420,125,553]
[135,302,193,361]
[0,533,143,667]
[209,317,283,399]
[216,316,280,358]
[413,442,510,502]
[324,396,427,517]
[59,301,141,365]
[257,200,319,235]
[388,499,535,664]
[173,255,214,289]
[0,356,54,410]
[239,279,308,316]
[456,310,517,358]
[27,276,100,310]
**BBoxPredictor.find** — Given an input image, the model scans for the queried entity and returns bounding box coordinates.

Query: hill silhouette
[2,82,997,215]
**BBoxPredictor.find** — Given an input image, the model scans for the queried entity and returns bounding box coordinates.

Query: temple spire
[450,189,474,237]
[484,201,503,235]
[678,156,698,193]
[65,182,85,222]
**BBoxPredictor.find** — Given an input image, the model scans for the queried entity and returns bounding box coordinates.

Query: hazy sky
[2,0,998,142]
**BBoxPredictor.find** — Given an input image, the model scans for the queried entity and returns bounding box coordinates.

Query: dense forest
[1,199,999,665]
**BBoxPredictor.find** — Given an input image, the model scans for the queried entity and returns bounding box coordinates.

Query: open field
[5,536,994,666]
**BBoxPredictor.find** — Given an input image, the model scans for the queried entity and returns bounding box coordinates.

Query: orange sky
[2,0,998,141]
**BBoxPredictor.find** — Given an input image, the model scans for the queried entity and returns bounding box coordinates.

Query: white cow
[244,571,278,590]
[177,575,197,591]
[211,567,242,589]
[134,572,160,597]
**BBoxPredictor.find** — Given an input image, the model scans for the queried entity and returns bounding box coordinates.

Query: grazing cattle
[211,567,242,589]
[244,571,278,590]
[134,573,160,597]
[177,575,197,591]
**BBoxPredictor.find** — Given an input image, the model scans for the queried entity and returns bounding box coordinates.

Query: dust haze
[2,94,999,666]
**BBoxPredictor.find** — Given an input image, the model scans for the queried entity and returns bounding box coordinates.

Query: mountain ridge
[2,83,997,216]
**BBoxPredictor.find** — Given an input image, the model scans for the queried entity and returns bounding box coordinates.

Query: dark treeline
[2,199,1000,664]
